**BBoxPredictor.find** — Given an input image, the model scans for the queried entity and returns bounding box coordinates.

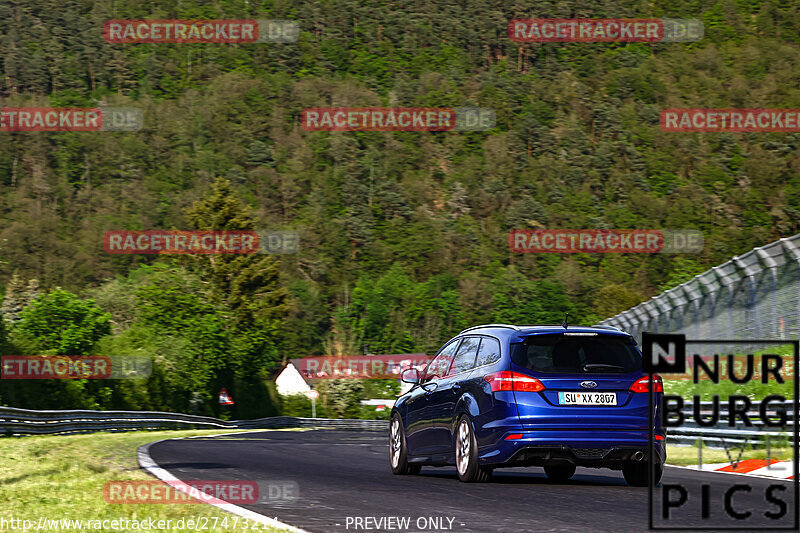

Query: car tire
[622,461,663,487]
[455,416,492,483]
[544,464,576,482]
[390,414,421,475]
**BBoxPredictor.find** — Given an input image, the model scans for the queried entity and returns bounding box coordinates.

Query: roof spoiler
[459,324,521,334]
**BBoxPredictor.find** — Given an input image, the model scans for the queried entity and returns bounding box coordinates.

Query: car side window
[447,336,480,376]
[423,339,461,381]
[474,337,501,368]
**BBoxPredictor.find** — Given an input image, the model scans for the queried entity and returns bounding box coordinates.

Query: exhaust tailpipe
[632,451,645,461]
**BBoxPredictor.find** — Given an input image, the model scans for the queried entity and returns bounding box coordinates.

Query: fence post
[698,438,703,470]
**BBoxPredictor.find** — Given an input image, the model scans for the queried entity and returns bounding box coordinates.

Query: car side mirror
[401,368,420,384]
[420,380,438,392]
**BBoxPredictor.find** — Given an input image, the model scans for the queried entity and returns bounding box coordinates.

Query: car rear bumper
[478,429,666,468]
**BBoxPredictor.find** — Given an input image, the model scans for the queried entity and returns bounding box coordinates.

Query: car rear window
[511,334,641,374]
[474,337,501,367]
[448,336,480,375]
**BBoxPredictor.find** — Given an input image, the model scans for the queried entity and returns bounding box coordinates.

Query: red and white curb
[675,459,796,480]
[138,438,308,533]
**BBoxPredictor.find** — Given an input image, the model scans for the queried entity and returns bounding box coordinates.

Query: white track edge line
[179,429,315,439]
[666,463,795,483]
[180,430,264,439]
[138,439,309,533]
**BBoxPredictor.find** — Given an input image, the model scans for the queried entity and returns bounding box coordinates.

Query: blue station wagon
[389,324,665,485]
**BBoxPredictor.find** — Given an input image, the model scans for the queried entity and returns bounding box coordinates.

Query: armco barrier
[0,406,388,436]
[0,405,793,447]
[667,400,796,448]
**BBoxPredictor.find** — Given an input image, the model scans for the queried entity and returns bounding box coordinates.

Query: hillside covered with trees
[1,0,799,415]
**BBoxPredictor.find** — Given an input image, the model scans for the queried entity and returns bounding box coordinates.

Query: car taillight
[630,374,663,393]
[654,434,665,441]
[484,371,545,392]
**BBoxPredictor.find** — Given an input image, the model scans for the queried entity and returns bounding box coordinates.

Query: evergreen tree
[246,141,274,167]
[183,178,288,330]
[183,178,288,417]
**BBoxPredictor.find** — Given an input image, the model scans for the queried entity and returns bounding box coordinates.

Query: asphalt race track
[145,429,797,533]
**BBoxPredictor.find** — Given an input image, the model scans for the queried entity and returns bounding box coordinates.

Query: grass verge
[0,430,287,532]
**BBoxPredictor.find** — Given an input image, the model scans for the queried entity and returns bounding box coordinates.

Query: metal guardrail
[0,406,388,436]
[665,400,796,448]
[1,403,794,448]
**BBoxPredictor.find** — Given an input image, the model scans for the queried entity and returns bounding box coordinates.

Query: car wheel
[622,461,662,487]
[455,416,492,483]
[544,464,576,482]
[390,414,420,475]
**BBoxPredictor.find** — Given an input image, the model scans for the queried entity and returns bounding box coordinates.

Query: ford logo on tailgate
[580,381,597,389]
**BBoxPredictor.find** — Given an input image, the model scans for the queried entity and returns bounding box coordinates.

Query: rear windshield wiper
[582,363,627,373]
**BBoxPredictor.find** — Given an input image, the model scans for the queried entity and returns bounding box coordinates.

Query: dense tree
[0,0,799,411]
[593,284,647,319]
[2,288,112,410]
[12,289,110,355]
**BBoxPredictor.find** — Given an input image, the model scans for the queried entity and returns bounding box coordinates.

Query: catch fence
[599,234,800,350]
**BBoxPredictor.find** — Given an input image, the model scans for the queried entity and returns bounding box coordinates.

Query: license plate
[558,392,617,406]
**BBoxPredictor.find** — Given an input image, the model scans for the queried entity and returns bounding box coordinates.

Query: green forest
[1,0,799,417]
